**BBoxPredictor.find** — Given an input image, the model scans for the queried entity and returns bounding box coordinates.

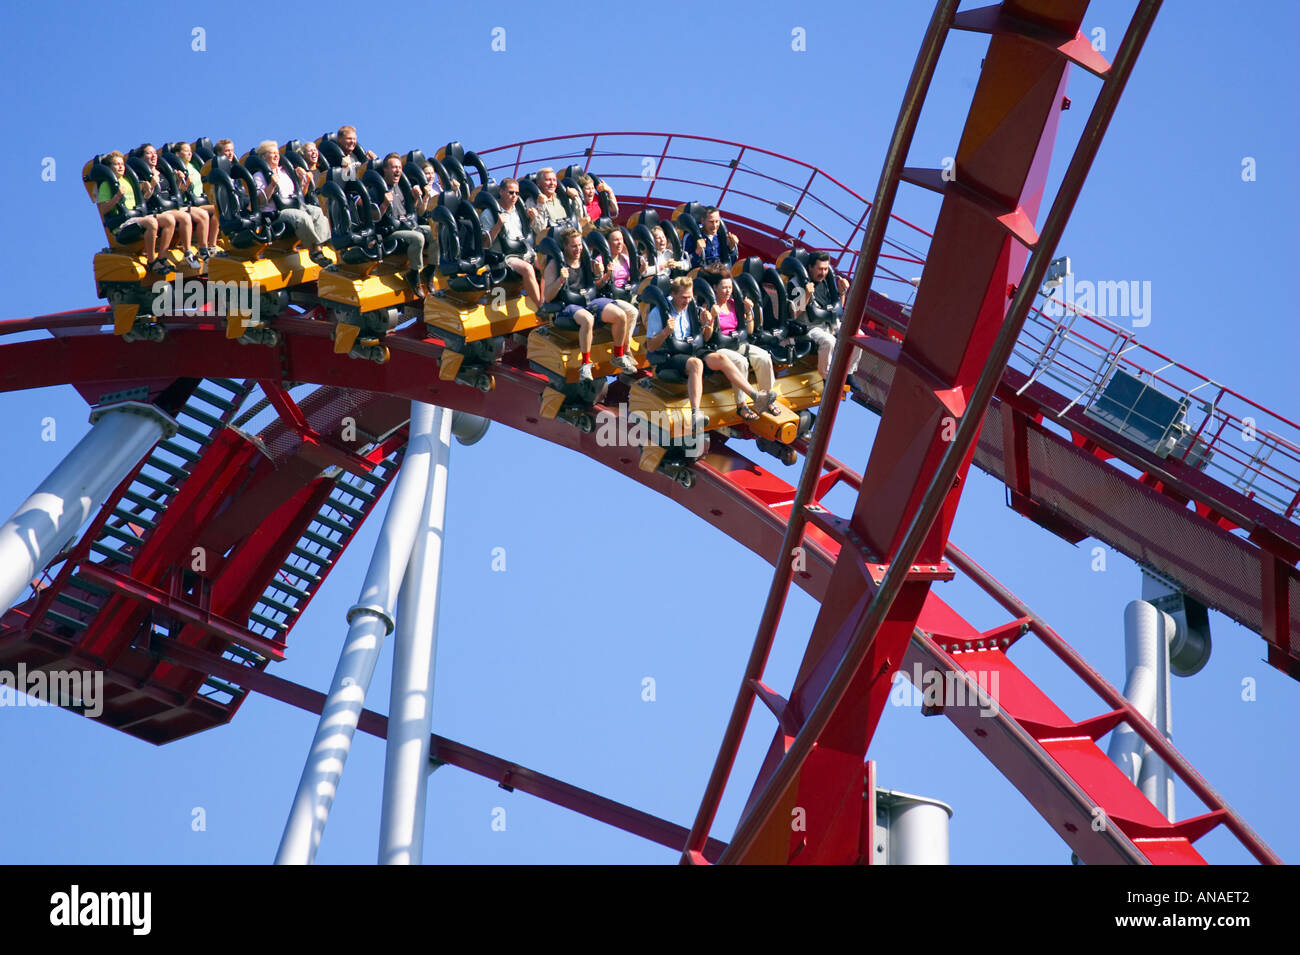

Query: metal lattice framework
[0,0,1292,863]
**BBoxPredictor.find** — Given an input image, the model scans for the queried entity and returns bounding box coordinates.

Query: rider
[542,227,637,380]
[249,141,331,267]
[374,152,434,297]
[688,206,738,274]
[480,177,543,308]
[790,250,858,379]
[95,151,166,271]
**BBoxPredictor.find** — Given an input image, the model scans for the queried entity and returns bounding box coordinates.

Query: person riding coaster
[781,248,859,391]
[85,151,171,341]
[203,141,336,344]
[526,228,648,431]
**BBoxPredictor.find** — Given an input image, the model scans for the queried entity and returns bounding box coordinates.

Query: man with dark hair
[790,250,857,379]
[375,152,434,297]
[688,206,738,273]
[481,177,542,308]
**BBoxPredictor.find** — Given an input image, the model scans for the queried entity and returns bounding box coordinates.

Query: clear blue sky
[0,0,1295,864]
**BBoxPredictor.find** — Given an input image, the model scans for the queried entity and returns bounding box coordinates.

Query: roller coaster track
[0,0,1292,863]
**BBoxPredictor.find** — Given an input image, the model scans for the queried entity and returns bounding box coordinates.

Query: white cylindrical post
[275,402,439,865]
[878,789,952,865]
[378,406,453,865]
[0,401,176,613]
[1108,599,1176,821]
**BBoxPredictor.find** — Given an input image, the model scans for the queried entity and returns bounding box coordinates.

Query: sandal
[736,402,760,423]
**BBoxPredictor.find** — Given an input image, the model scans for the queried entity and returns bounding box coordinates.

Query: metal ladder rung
[192,387,240,412]
[248,612,289,632]
[300,530,342,551]
[99,524,146,547]
[268,578,311,602]
[290,545,331,566]
[89,542,129,562]
[257,595,297,617]
[179,405,225,431]
[175,423,211,446]
[143,457,189,480]
[312,514,353,537]
[52,592,101,615]
[326,497,367,521]
[157,440,201,463]
[121,489,168,511]
[43,609,88,631]
[67,575,111,597]
[202,677,245,698]
[111,508,156,530]
[224,645,267,665]
[131,472,179,496]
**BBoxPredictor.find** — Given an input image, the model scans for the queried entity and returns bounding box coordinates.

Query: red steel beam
[718,0,1161,864]
[678,0,964,865]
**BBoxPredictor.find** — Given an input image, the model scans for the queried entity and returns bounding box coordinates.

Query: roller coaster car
[527,234,649,422]
[315,170,411,363]
[202,151,337,343]
[629,274,821,475]
[425,192,528,392]
[84,156,171,341]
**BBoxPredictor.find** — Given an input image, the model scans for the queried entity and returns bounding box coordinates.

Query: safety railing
[1013,292,1300,522]
[476,131,932,292]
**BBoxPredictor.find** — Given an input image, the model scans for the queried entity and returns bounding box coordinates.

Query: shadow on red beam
[156,639,726,862]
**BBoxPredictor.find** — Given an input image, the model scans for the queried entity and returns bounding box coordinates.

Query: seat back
[192,137,215,163]
[206,156,282,249]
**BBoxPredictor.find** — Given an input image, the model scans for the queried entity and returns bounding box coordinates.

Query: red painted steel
[2,6,1294,861]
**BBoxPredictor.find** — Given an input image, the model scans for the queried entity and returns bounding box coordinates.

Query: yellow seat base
[527,325,648,384]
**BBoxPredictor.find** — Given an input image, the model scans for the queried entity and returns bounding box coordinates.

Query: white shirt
[251,168,293,213]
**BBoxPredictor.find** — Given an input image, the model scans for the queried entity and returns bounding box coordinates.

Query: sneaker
[614,354,638,374]
[149,258,170,275]
[198,246,211,260]
[578,362,594,382]
[207,246,224,258]
[184,253,203,270]
[309,249,330,267]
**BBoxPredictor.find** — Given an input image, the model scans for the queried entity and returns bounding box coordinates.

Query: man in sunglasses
[481,177,542,308]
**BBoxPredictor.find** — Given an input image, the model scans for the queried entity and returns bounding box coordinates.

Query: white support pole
[378,406,453,865]
[875,789,952,865]
[0,401,176,614]
[275,402,439,865]
[1107,599,1176,821]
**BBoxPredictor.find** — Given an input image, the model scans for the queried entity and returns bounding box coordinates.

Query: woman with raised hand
[702,275,776,422]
